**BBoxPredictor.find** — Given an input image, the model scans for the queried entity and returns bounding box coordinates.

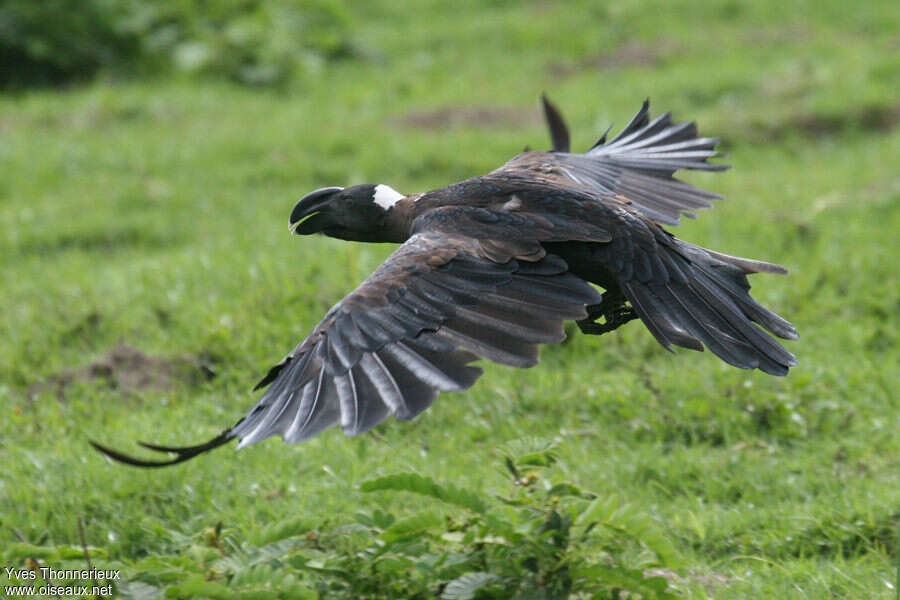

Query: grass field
[1,1,898,597]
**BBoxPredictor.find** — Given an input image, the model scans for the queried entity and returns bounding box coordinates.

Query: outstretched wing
[505,98,727,226]
[92,230,601,466]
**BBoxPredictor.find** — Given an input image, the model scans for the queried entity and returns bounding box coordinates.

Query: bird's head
[289,184,406,242]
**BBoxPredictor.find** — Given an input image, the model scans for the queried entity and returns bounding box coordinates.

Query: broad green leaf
[578,495,679,566]
[441,571,503,600]
[231,589,278,600]
[499,437,558,468]
[117,581,164,600]
[360,473,487,514]
[379,511,443,543]
[251,516,314,546]
[573,564,678,599]
[547,482,587,498]
[516,450,558,468]
[2,543,107,561]
[164,574,231,599]
[213,538,305,576]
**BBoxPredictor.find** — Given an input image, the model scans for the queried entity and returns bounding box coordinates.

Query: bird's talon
[578,300,638,336]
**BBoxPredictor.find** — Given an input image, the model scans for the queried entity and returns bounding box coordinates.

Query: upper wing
[91,230,601,466]
[497,98,727,226]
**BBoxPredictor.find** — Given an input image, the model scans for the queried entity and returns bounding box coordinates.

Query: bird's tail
[611,240,798,375]
[585,99,725,172]
[540,97,727,227]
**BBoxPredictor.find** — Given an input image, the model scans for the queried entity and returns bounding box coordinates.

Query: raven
[92,96,797,467]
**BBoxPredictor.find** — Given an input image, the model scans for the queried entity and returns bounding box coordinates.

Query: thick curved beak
[289,186,343,234]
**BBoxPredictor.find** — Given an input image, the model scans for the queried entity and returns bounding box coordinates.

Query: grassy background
[1,0,898,597]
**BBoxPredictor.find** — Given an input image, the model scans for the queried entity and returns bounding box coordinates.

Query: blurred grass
[1,0,898,597]
[0,0,358,87]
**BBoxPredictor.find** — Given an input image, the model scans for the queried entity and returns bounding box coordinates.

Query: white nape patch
[502,194,522,211]
[372,184,404,210]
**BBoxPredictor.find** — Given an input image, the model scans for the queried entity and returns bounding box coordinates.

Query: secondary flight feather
[91,96,798,467]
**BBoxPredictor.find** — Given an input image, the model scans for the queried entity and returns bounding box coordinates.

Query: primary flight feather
[92,96,797,467]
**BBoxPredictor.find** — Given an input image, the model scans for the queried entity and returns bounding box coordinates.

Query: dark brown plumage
[91,97,797,467]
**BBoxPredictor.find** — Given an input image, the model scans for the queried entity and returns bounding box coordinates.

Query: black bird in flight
[92,96,798,467]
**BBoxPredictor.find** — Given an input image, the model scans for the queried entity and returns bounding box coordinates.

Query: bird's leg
[577,293,638,335]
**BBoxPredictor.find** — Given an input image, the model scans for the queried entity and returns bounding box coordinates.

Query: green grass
[1,0,898,597]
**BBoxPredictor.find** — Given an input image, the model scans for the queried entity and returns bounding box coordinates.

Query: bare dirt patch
[738,103,900,142]
[395,106,538,130]
[16,226,177,258]
[741,26,811,46]
[547,40,677,77]
[29,344,217,400]
[790,104,900,138]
